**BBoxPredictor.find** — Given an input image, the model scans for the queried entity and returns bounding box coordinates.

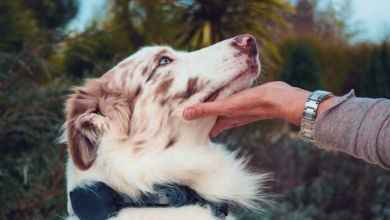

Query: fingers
[183,90,255,120]
[209,117,230,137]
[183,101,227,120]
[183,82,289,121]
[209,116,259,137]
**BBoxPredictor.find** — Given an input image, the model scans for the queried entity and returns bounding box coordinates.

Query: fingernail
[183,108,194,120]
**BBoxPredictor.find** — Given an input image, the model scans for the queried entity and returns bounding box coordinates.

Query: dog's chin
[202,64,260,103]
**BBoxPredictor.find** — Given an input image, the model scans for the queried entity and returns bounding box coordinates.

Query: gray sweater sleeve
[313,90,390,169]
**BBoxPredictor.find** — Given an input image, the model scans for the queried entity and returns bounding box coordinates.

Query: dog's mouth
[202,63,259,103]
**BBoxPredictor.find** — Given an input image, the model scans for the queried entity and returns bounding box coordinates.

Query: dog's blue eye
[159,57,171,65]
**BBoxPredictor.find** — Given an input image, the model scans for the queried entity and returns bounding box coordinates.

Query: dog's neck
[177,117,215,145]
[66,97,263,214]
[129,100,215,149]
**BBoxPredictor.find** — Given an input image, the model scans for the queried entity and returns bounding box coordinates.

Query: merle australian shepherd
[63,34,268,220]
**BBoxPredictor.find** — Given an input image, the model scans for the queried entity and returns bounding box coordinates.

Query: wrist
[280,89,310,126]
[317,96,337,116]
[279,90,337,126]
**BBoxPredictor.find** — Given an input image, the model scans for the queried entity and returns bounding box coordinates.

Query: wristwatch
[300,90,332,142]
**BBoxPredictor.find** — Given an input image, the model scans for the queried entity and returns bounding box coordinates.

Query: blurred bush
[0,0,389,219]
[222,122,390,220]
[0,0,77,218]
[360,43,390,98]
[279,39,321,91]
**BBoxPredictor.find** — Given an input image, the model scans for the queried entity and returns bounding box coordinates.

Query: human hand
[183,81,318,137]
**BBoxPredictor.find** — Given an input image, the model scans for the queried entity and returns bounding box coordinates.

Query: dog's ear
[65,79,130,170]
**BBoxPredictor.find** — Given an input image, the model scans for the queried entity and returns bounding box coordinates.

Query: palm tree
[63,0,293,77]
[171,0,293,52]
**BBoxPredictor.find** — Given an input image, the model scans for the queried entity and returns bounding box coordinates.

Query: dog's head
[65,34,260,170]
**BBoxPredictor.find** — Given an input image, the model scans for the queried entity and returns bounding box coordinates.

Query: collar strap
[70,182,229,220]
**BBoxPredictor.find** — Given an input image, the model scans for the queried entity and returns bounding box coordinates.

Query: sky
[350,0,390,42]
[314,0,390,42]
[68,0,106,31]
[68,0,390,43]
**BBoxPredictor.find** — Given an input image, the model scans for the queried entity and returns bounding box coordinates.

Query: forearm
[184,81,390,167]
[313,91,390,169]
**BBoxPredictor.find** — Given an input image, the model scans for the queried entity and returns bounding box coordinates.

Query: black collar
[70,182,229,220]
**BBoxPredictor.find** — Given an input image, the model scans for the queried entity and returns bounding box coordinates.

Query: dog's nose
[233,34,255,47]
[232,34,258,56]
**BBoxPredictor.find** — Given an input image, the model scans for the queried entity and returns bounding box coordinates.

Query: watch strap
[300,90,332,142]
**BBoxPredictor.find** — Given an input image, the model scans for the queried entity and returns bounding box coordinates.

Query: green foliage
[171,0,292,51]
[0,0,38,52]
[279,41,320,91]
[0,0,77,218]
[0,0,79,82]
[360,43,390,98]
[24,0,78,30]
[64,28,134,77]
[0,79,70,219]
[275,35,374,95]
[63,0,177,77]
[62,0,292,78]
[221,123,390,220]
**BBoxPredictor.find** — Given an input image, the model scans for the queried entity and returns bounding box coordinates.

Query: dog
[63,34,267,220]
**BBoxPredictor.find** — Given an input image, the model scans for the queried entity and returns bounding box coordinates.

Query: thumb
[183,101,225,120]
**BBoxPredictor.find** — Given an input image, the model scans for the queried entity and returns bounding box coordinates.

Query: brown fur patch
[134,140,145,145]
[165,137,177,149]
[134,85,142,98]
[172,91,186,100]
[141,67,148,76]
[172,77,199,100]
[234,52,242,57]
[155,78,174,95]
[145,67,157,83]
[185,77,199,98]
[160,98,168,106]
[145,49,169,83]
[66,79,131,170]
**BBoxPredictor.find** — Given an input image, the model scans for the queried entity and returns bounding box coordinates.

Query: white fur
[109,205,236,220]
[65,36,266,219]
